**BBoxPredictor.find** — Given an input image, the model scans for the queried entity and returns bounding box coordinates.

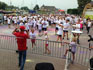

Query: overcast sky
[0,0,78,10]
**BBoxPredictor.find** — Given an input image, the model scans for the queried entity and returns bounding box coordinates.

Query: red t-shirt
[13,32,29,51]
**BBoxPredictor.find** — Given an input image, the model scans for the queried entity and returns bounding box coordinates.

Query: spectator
[12,26,29,70]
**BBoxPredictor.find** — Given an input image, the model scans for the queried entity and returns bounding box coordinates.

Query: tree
[67,8,79,15]
[33,4,39,11]
[21,6,29,11]
[0,1,8,10]
[7,5,19,10]
[77,0,91,14]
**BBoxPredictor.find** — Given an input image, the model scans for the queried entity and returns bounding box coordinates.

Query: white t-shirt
[42,20,49,28]
[19,22,24,26]
[25,23,29,30]
[63,23,70,31]
[45,35,48,44]
[83,19,86,23]
[28,20,33,26]
[19,16,23,21]
[33,20,37,27]
[7,18,10,24]
[88,22,91,27]
[55,20,61,28]
[4,16,7,20]
[38,24,42,30]
[75,24,80,31]
[14,19,17,24]
[70,42,77,53]
[23,16,27,22]
[29,32,36,39]
[57,26,63,35]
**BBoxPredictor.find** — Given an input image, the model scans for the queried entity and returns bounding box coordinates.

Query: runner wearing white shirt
[28,18,33,29]
[14,17,18,27]
[33,19,37,29]
[7,17,11,28]
[74,19,81,44]
[25,21,29,31]
[19,20,24,26]
[87,19,92,34]
[56,22,64,45]
[38,22,43,36]
[4,15,7,24]
[75,23,80,31]
[57,26,63,36]
[29,29,36,48]
[55,18,60,34]
[42,18,49,31]
[63,19,70,40]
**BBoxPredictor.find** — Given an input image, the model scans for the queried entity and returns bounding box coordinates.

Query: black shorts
[56,27,58,30]
[39,30,42,33]
[69,49,75,54]
[63,30,68,32]
[53,22,56,24]
[42,28,47,31]
[58,35,62,37]
[71,51,75,54]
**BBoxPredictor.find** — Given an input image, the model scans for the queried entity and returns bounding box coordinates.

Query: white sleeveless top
[29,32,36,39]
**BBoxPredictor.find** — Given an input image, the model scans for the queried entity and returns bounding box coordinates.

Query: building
[40,5,58,13]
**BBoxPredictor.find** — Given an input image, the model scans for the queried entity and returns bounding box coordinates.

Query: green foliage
[37,11,47,14]
[67,8,79,15]
[85,15,93,20]
[33,4,39,11]
[77,0,91,14]
[7,5,19,10]
[0,1,30,11]
[0,1,8,10]
[21,6,29,11]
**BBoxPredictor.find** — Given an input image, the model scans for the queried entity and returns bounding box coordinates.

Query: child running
[29,28,36,48]
[44,31,51,54]
[63,33,77,64]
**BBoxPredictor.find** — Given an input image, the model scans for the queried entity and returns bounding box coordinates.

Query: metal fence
[0,35,92,67]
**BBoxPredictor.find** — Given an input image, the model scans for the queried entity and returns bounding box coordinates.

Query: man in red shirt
[12,26,29,70]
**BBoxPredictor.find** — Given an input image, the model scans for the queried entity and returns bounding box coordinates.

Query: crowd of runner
[3,14,93,37]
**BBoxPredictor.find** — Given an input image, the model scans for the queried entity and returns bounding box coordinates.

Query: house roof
[41,5,56,9]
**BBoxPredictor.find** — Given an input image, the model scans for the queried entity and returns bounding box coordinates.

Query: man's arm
[25,30,30,38]
[12,28,18,35]
[56,23,64,28]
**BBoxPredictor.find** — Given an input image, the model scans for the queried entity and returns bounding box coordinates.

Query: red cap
[20,26,25,30]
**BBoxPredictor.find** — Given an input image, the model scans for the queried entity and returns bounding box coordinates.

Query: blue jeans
[19,50,27,70]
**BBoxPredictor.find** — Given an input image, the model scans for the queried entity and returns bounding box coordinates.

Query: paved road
[0,49,88,70]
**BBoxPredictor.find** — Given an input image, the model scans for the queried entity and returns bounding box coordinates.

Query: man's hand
[12,28,18,34]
